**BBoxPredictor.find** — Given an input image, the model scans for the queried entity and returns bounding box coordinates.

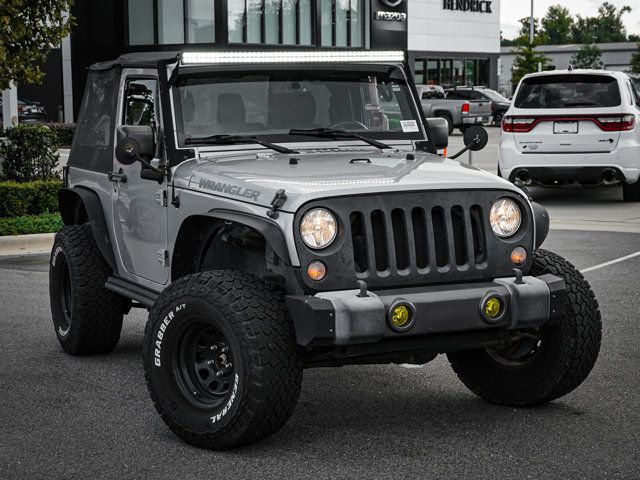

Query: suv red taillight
[595,115,635,131]
[502,116,536,133]
[461,102,470,115]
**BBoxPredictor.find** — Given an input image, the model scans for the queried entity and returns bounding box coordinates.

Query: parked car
[446,87,511,126]
[418,85,492,134]
[0,98,47,125]
[499,69,640,202]
[49,50,601,450]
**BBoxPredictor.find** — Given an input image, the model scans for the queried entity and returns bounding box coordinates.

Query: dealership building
[19,0,501,123]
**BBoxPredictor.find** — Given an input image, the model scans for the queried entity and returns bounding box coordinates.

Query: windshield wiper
[288,128,392,150]
[562,101,599,107]
[185,134,298,154]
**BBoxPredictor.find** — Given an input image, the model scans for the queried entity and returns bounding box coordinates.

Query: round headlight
[490,198,522,237]
[300,208,337,249]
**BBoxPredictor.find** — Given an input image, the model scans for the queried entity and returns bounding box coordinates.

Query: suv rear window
[515,74,621,109]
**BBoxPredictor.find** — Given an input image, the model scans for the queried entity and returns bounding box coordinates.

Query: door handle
[108,170,127,183]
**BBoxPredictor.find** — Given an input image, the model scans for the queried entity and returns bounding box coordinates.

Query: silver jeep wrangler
[49,51,601,450]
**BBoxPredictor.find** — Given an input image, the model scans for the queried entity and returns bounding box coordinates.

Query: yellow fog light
[481,294,506,323]
[387,301,416,332]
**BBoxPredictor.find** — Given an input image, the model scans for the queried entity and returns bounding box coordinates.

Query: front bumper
[286,275,564,347]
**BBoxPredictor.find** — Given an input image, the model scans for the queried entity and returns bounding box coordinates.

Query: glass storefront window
[477,59,490,87]
[427,60,439,85]
[128,0,154,45]
[264,0,280,43]
[158,0,185,44]
[414,59,425,85]
[440,60,452,87]
[246,0,262,43]
[350,0,362,47]
[465,59,476,86]
[299,0,312,45]
[125,0,362,48]
[228,0,245,43]
[186,0,215,44]
[282,0,296,44]
[453,60,464,86]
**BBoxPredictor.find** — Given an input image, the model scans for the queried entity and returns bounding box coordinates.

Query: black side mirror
[116,125,155,159]
[425,117,449,150]
[449,126,489,160]
[463,126,489,151]
[115,125,163,182]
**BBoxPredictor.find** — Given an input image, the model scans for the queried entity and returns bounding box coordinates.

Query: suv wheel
[622,181,640,202]
[49,224,129,355]
[447,249,601,406]
[143,271,303,450]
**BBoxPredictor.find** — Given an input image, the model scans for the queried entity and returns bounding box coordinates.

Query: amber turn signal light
[511,246,528,266]
[307,261,327,281]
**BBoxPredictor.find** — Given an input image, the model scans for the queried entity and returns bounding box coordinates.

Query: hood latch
[267,189,287,219]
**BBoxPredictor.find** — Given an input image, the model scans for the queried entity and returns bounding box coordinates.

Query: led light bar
[181,50,405,65]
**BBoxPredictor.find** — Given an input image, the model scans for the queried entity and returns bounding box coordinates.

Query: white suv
[499,69,640,202]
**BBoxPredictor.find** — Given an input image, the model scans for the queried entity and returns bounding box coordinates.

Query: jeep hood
[178,149,521,213]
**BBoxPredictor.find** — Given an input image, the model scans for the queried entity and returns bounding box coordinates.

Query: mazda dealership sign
[443,0,493,13]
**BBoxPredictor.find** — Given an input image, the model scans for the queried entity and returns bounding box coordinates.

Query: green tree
[0,0,74,90]
[571,44,604,69]
[629,44,640,75]
[541,5,574,45]
[511,43,551,87]
[573,2,631,44]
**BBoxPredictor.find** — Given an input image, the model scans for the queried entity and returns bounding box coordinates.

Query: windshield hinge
[267,189,287,219]
[155,189,168,207]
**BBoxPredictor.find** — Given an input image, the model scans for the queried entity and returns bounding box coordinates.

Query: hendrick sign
[443,0,493,14]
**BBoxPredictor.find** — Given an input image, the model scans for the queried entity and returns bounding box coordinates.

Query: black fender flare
[58,187,118,273]
[200,209,291,265]
[171,209,293,282]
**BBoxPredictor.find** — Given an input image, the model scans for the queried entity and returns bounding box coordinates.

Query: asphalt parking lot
[1,227,639,479]
[1,127,639,479]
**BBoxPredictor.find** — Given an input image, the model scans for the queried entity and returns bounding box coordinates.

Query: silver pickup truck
[418,85,492,134]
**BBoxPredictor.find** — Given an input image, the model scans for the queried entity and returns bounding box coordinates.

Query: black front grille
[294,190,533,292]
[350,204,487,277]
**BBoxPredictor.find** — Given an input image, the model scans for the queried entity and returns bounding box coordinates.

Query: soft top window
[68,68,121,172]
[515,74,621,109]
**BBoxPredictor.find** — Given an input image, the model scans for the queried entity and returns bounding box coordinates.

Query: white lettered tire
[143,271,303,450]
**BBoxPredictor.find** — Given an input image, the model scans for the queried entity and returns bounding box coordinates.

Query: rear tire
[448,249,601,407]
[143,271,303,450]
[622,181,640,202]
[49,224,129,355]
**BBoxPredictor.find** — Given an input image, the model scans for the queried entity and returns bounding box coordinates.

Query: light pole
[529,0,535,45]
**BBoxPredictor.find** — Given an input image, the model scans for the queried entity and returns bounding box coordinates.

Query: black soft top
[89,51,180,71]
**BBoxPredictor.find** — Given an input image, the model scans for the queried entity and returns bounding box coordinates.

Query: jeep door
[111,73,169,285]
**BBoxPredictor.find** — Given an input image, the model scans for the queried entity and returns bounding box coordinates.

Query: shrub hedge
[0,212,62,236]
[0,124,60,182]
[0,180,62,217]
[46,123,76,147]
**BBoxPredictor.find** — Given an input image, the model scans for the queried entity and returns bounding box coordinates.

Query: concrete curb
[0,233,55,256]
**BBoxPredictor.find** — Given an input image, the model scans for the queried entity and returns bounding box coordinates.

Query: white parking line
[580,251,640,274]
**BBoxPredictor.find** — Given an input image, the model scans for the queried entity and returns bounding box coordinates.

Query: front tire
[622,181,640,202]
[143,271,303,450]
[49,224,129,355]
[448,249,601,407]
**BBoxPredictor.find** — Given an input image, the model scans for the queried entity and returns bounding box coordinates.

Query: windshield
[174,65,423,145]
[515,74,621,109]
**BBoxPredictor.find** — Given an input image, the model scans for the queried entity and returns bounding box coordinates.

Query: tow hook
[267,189,287,218]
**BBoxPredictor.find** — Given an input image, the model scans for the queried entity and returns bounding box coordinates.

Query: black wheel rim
[174,321,236,408]
[58,255,73,332]
[485,331,543,367]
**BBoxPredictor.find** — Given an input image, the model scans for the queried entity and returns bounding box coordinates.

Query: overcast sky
[501,0,640,40]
